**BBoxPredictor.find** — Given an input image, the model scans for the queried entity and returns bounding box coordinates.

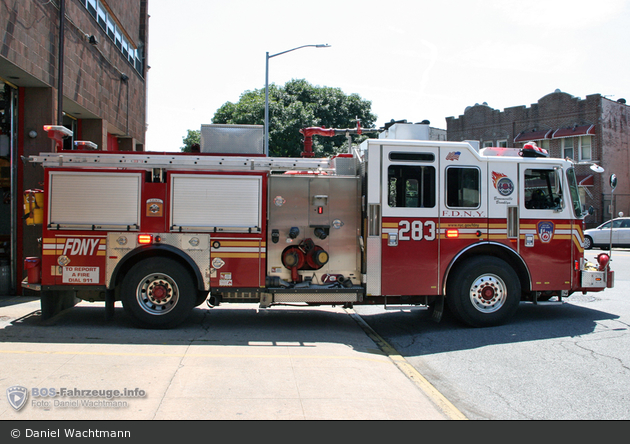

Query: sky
[144,0,630,152]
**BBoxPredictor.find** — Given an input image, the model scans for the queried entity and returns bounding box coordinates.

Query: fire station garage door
[170,174,262,232]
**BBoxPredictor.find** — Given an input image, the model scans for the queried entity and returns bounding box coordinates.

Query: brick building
[446,90,630,228]
[0,0,149,294]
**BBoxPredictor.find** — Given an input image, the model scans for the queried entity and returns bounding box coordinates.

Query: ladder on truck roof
[26,151,338,172]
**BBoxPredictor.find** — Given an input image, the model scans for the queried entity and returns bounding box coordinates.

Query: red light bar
[74,140,98,150]
[43,125,73,137]
[43,125,73,153]
[138,234,153,245]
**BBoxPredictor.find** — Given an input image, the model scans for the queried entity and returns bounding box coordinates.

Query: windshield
[566,168,583,218]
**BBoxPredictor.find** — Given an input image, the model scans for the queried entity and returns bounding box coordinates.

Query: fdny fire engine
[22,122,613,329]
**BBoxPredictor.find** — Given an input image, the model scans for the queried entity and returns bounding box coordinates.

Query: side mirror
[588,206,595,216]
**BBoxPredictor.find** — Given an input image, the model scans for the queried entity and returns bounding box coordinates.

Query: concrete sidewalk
[0,295,463,420]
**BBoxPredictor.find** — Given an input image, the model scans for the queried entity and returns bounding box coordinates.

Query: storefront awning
[514,129,553,143]
[577,174,594,186]
[552,125,595,139]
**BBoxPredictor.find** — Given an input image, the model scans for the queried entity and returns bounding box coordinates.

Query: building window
[563,138,574,160]
[497,140,507,148]
[81,0,143,76]
[483,141,493,148]
[580,136,592,160]
[537,139,550,151]
[562,136,591,161]
[86,0,97,18]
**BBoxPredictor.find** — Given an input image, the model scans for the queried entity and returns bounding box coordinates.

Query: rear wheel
[447,256,521,327]
[121,258,196,329]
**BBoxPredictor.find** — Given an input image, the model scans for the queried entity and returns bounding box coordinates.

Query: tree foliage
[180,129,200,153]
[211,79,377,157]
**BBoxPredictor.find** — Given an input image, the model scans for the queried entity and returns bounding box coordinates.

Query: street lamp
[264,44,331,156]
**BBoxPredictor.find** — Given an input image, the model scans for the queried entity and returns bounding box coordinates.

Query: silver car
[584,217,630,249]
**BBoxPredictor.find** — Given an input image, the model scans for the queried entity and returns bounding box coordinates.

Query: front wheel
[583,236,593,250]
[447,256,521,328]
[121,257,196,329]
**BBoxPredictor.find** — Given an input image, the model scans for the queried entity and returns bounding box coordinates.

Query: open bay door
[365,142,440,296]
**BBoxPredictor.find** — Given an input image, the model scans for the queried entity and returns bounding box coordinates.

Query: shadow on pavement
[0,301,376,352]
[357,296,619,357]
[0,294,619,356]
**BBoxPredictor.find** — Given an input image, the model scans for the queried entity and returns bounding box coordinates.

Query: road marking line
[346,308,468,420]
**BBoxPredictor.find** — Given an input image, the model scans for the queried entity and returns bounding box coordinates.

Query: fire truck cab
[23,123,613,329]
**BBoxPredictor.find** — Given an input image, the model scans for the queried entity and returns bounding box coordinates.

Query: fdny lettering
[62,238,101,256]
[441,210,485,217]
[398,220,436,241]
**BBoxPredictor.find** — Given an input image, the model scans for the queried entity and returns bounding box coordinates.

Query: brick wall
[446,91,630,226]
[0,0,147,144]
[601,98,630,218]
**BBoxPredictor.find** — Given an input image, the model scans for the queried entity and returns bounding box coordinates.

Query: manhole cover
[567,295,599,303]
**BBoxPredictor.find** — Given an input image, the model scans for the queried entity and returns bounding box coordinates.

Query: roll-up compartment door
[170,174,262,232]
[49,171,141,229]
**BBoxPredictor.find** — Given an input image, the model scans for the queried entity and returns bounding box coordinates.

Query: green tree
[212,79,377,157]
[180,129,200,153]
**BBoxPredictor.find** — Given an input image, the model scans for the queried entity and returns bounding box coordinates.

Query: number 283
[398,220,436,241]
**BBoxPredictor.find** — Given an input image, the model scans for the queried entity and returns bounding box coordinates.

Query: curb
[346,308,467,420]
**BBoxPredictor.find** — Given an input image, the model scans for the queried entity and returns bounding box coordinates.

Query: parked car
[584,217,630,249]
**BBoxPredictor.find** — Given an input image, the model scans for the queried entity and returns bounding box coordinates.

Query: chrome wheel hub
[136,273,179,315]
[469,273,507,313]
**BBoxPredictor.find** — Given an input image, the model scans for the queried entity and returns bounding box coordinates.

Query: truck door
[519,163,572,290]
[379,146,440,296]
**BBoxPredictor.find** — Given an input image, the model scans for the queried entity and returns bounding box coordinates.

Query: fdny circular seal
[497,177,514,196]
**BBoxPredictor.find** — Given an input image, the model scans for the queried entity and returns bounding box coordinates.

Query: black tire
[121,257,196,329]
[584,236,593,250]
[447,256,521,328]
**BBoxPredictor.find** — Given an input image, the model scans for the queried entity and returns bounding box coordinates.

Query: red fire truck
[22,123,613,329]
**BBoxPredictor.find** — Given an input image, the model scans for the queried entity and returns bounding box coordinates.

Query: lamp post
[264,44,330,156]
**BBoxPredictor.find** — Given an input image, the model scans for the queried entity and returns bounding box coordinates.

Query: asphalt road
[354,249,630,420]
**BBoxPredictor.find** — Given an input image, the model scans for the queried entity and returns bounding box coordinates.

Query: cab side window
[524,169,562,210]
[388,165,436,208]
[446,167,480,208]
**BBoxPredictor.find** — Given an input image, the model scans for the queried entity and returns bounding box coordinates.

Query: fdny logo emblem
[537,221,554,243]
[492,172,514,196]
